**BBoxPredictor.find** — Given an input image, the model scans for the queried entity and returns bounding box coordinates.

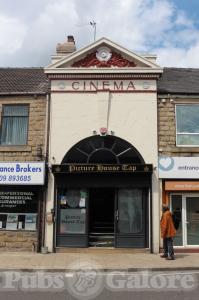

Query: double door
[56,187,148,248]
[89,188,147,247]
[171,194,199,247]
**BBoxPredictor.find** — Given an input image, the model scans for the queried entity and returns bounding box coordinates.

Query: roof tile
[157,67,199,94]
[0,68,49,95]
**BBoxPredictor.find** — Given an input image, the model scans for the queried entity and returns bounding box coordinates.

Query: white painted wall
[49,89,157,165]
[45,84,160,252]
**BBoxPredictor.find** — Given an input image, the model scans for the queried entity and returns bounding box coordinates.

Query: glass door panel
[186,197,199,245]
[117,189,143,234]
[171,195,183,246]
[56,188,88,247]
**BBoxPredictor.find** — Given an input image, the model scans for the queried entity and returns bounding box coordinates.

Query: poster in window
[60,209,86,234]
[25,214,37,231]
[66,190,80,208]
[60,195,67,206]
[0,191,38,213]
[6,214,18,230]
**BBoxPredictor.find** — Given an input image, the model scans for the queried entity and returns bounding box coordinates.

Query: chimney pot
[56,35,76,55]
[68,35,75,43]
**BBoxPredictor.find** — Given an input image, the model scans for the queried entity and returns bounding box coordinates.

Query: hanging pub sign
[52,164,153,174]
[0,162,45,185]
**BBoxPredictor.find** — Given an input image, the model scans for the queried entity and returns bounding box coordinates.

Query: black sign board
[52,164,153,174]
[0,191,38,213]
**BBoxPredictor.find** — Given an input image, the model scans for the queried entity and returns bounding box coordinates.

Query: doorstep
[55,247,150,254]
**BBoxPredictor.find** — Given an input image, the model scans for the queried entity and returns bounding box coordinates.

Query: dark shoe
[160,254,168,258]
[166,256,175,260]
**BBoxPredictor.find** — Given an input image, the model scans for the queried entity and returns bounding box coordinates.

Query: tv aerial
[89,20,97,42]
[75,20,97,42]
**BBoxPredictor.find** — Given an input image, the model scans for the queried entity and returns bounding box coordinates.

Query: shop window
[0,190,38,231]
[0,105,29,145]
[58,189,87,234]
[176,104,199,146]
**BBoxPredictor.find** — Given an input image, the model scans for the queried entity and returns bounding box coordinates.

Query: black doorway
[89,188,115,247]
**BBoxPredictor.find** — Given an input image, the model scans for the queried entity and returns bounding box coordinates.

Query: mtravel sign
[158,156,199,179]
[0,162,45,185]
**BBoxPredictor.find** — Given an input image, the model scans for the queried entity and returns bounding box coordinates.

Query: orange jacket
[160,210,176,238]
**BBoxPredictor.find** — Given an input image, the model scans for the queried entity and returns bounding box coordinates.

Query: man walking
[160,204,176,260]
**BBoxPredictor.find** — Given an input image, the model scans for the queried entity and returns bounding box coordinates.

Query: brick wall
[0,95,47,161]
[0,231,38,252]
[0,95,47,252]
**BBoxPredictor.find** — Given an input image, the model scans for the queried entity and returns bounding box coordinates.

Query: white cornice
[45,67,163,74]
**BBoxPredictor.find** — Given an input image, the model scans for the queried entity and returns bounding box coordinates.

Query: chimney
[56,35,76,54]
[51,35,76,63]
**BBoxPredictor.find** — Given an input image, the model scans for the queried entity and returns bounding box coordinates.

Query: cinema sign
[52,80,156,92]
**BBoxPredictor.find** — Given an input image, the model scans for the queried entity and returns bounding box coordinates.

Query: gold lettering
[97,165,120,171]
[69,165,96,172]
[97,165,103,172]
[122,165,137,171]
[69,165,75,172]
[122,165,128,171]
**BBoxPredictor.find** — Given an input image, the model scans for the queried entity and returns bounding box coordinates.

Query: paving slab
[0,252,199,271]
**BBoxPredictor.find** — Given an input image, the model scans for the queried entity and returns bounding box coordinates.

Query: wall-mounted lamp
[170,99,174,103]
[100,127,108,136]
[161,98,166,103]
[92,130,97,135]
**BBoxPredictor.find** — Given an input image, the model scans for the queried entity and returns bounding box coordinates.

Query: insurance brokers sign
[0,162,45,185]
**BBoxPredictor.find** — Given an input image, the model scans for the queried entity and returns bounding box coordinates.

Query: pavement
[0,249,199,271]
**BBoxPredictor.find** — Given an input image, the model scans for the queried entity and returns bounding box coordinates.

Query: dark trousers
[163,237,174,257]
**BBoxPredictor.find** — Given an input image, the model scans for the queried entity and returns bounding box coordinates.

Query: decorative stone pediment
[72,49,136,68]
[45,37,162,74]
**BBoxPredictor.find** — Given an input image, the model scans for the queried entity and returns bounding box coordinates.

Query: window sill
[0,229,36,232]
[0,145,31,152]
[171,147,199,152]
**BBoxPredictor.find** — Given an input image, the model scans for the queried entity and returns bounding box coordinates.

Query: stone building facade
[158,68,199,250]
[0,68,49,251]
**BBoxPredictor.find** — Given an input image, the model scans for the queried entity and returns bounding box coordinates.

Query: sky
[1,0,199,68]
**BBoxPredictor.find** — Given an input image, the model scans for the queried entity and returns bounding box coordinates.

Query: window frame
[0,104,29,146]
[175,104,199,147]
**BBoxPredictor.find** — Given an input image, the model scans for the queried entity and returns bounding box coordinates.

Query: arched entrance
[61,135,144,164]
[52,135,152,249]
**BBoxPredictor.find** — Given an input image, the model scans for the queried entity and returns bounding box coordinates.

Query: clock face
[96,47,112,62]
